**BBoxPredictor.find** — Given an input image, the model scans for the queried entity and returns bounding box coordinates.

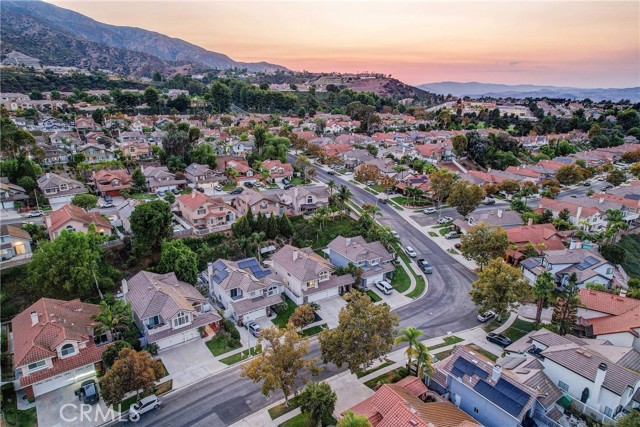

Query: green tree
[278,213,294,238]
[71,193,98,210]
[447,181,485,217]
[130,200,173,255]
[605,209,629,243]
[132,168,146,191]
[1,116,37,159]
[606,169,626,187]
[394,326,422,369]
[616,410,640,427]
[144,86,160,108]
[451,134,468,156]
[460,224,509,270]
[93,299,133,339]
[319,292,399,373]
[552,273,580,335]
[16,176,36,194]
[298,381,337,427]
[91,109,104,125]
[532,271,555,324]
[157,240,198,284]
[470,258,529,317]
[338,411,371,427]
[190,143,217,168]
[101,340,132,369]
[100,348,165,405]
[209,81,232,113]
[429,169,455,207]
[555,164,590,185]
[599,243,626,265]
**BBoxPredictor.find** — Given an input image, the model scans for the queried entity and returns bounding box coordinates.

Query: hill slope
[1,0,285,74]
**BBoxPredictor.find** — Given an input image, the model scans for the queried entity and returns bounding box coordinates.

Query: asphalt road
[110,160,479,427]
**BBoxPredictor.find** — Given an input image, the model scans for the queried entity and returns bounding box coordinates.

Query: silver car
[129,395,160,421]
[405,246,417,257]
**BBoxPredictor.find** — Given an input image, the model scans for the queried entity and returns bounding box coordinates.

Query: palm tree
[338,185,353,212]
[338,411,371,427]
[361,203,380,218]
[412,342,433,379]
[327,179,337,196]
[532,271,555,324]
[93,300,132,340]
[378,226,397,250]
[605,209,628,243]
[394,326,423,369]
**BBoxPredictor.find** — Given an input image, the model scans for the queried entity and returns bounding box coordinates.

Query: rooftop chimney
[591,362,607,405]
[492,365,502,382]
[121,279,129,297]
[345,237,351,246]
[527,218,534,227]
[192,190,196,199]
[30,311,39,326]
[497,209,503,218]
[576,206,583,223]
[598,197,604,204]
[292,250,299,261]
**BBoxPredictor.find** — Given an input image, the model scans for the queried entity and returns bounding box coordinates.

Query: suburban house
[414,143,446,163]
[45,204,113,239]
[504,221,566,265]
[504,329,640,423]
[538,197,639,232]
[12,298,111,397]
[74,117,98,132]
[41,145,70,166]
[347,375,481,427]
[326,235,395,287]
[0,178,29,209]
[217,157,257,183]
[520,248,629,290]
[207,258,283,323]
[357,158,397,177]
[427,345,539,427]
[120,142,151,160]
[184,163,225,190]
[92,169,133,197]
[453,210,524,234]
[123,271,221,350]
[176,191,238,234]
[37,173,88,205]
[279,185,329,215]
[261,160,294,183]
[77,143,116,164]
[270,244,355,304]
[142,166,187,193]
[575,289,640,350]
[232,189,288,216]
[0,224,32,261]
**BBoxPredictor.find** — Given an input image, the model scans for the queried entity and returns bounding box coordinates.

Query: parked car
[603,184,614,190]
[230,187,244,195]
[486,332,512,347]
[284,184,294,189]
[483,198,496,205]
[196,187,205,193]
[213,184,222,191]
[343,171,354,176]
[375,280,393,295]
[405,246,417,257]
[327,170,336,175]
[417,258,433,274]
[597,176,605,181]
[26,210,44,218]
[99,202,114,209]
[437,217,453,224]
[424,207,437,214]
[171,188,180,195]
[477,311,496,322]
[246,320,262,337]
[583,181,591,187]
[157,190,166,197]
[243,182,254,188]
[445,231,460,239]
[390,230,400,239]
[129,395,161,421]
[378,197,388,204]
[103,194,113,202]
[74,379,100,404]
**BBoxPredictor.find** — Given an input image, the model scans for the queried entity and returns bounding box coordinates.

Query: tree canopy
[130,200,173,255]
[469,258,529,317]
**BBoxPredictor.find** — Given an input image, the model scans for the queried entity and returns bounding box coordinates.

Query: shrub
[272,301,290,314]
[102,340,133,369]
[223,319,240,340]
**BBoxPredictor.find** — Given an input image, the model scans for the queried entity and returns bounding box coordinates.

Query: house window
[606,268,613,274]
[61,343,75,357]
[267,286,278,296]
[558,381,569,392]
[27,360,46,372]
[59,184,68,191]
[230,288,242,299]
[307,280,315,288]
[603,406,613,417]
[260,202,268,210]
[473,408,479,414]
[94,333,109,345]
[173,312,190,328]
[319,271,329,281]
[146,316,160,328]
[307,196,313,204]
[65,225,75,232]
[197,208,206,215]
[45,188,57,194]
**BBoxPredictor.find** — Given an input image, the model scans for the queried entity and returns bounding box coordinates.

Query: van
[375,280,393,295]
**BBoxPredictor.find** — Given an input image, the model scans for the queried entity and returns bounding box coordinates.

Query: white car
[437,217,452,224]
[129,395,160,420]
[405,246,417,257]
[375,280,393,295]
[26,210,44,218]
[390,230,400,239]
[424,207,436,214]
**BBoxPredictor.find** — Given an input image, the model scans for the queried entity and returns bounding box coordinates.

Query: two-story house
[123,271,221,350]
[505,220,566,265]
[120,142,151,160]
[217,157,257,184]
[0,224,32,261]
[233,190,288,216]
[92,169,133,197]
[77,143,116,164]
[0,178,29,209]
[414,143,446,164]
[504,329,640,423]
[207,258,284,323]
[261,160,293,184]
[184,163,225,191]
[45,204,113,239]
[142,166,187,193]
[326,235,395,287]
[538,197,639,233]
[270,244,354,304]
[279,185,329,215]
[74,117,98,133]
[12,298,112,398]
[37,173,88,205]
[176,191,238,234]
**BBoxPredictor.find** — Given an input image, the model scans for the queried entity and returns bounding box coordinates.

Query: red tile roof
[177,191,231,212]
[47,204,112,235]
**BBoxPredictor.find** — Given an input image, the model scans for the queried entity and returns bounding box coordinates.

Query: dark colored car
[195,187,205,193]
[327,170,335,175]
[243,182,254,188]
[379,197,388,204]
[74,379,100,404]
[104,194,113,202]
[172,188,180,195]
[583,181,591,186]
[417,258,433,274]
[486,332,512,347]
[230,187,244,195]
[284,184,294,190]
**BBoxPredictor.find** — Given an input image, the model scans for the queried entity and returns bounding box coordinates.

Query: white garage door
[33,364,95,396]
[155,329,199,350]
[242,308,267,322]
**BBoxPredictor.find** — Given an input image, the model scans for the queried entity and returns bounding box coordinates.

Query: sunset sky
[49,1,640,88]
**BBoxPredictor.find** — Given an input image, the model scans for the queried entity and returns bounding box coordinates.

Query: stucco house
[45,204,113,239]
[261,160,293,184]
[0,224,32,261]
[123,271,221,350]
[0,178,29,209]
[77,143,116,164]
[37,173,88,205]
[184,163,225,190]
[326,235,395,287]
[176,191,238,234]
[279,185,329,215]
[92,169,133,197]
[232,189,288,216]
[142,166,187,193]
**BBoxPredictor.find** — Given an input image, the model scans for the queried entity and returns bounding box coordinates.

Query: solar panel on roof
[474,379,526,417]
[238,258,259,269]
[212,269,228,283]
[452,358,489,380]
[577,256,599,271]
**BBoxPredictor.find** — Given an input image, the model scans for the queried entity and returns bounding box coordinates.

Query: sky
[48,0,640,88]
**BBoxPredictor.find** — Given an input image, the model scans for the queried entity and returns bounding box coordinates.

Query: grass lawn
[389,201,404,211]
[268,395,301,419]
[117,379,173,412]
[220,346,262,365]
[428,336,464,351]
[127,192,158,200]
[222,184,236,191]
[290,177,304,186]
[434,348,456,360]
[467,344,498,362]
[301,324,327,337]
[363,367,408,389]
[272,296,298,328]
[390,196,430,207]
[279,412,337,427]
[1,383,37,427]
[205,333,242,356]
[447,248,459,255]
[367,289,382,302]
[365,186,379,195]
[501,318,537,343]
[428,231,438,238]
[356,359,394,379]
[391,265,411,293]
[438,227,449,236]
[407,275,425,299]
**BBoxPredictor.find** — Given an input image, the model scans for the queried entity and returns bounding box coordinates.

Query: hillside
[1,0,286,74]
[418,81,640,102]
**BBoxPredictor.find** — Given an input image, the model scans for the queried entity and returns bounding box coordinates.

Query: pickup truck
[417,258,433,274]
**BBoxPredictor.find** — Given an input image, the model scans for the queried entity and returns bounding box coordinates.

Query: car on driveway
[424,207,436,214]
[213,184,222,191]
[405,246,417,257]
[243,182,254,188]
[437,217,453,224]
[445,231,460,239]
[26,210,44,218]
[477,311,496,322]
[230,187,244,195]
[74,379,100,404]
[486,332,512,347]
[103,194,113,202]
[375,280,393,295]
[99,202,115,209]
[129,395,160,421]
[246,320,262,337]
[284,184,294,189]
[417,258,433,274]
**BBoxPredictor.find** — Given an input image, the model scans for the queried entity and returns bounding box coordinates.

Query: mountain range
[0,0,285,76]
[417,82,640,102]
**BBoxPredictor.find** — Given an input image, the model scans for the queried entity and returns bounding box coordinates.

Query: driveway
[159,339,226,390]
[37,379,114,427]
[315,296,347,328]
[369,287,411,309]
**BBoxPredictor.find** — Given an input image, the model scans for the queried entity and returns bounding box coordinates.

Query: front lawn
[127,192,158,200]
[363,367,409,389]
[268,395,301,419]
[366,289,382,302]
[272,296,298,328]
[220,346,262,365]
[206,333,242,356]
[1,383,37,427]
[301,324,327,337]
[467,344,498,362]
[280,412,337,427]
[501,318,537,343]
[356,359,394,378]
[290,177,304,186]
[390,196,430,207]
[407,275,425,299]
[391,265,411,293]
[434,348,456,360]
[428,335,464,351]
